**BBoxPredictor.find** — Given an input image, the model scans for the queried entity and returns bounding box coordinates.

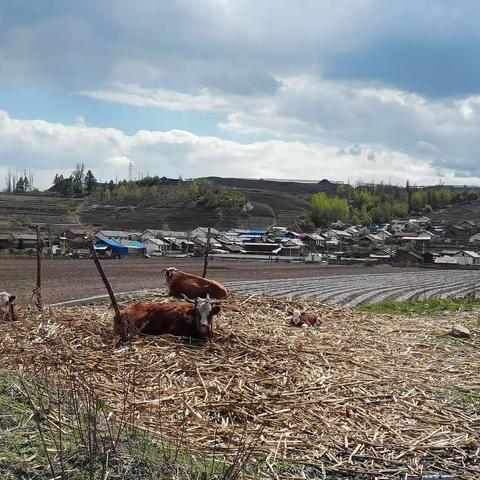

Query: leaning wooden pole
[89,240,129,341]
[202,227,211,278]
[89,240,121,317]
[34,225,43,310]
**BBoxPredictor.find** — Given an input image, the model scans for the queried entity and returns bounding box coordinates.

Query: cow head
[162,267,178,284]
[193,295,221,339]
[0,292,16,321]
[290,310,302,326]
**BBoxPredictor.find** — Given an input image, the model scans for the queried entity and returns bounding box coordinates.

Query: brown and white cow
[0,292,17,322]
[115,295,221,342]
[290,310,323,328]
[163,267,228,300]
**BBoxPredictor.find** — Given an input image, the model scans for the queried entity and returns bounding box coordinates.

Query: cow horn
[180,294,196,303]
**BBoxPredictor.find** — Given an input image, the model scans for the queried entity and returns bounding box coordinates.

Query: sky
[1,0,480,190]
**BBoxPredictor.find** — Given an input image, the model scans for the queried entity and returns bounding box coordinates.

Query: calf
[290,310,323,328]
[115,296,221,342]
[0,292,17,322]
[163,267,228,300]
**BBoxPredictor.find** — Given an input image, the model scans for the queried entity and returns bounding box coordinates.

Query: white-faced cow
[290,310,323,328]
[115,295,222,342]
[0,292,17,322]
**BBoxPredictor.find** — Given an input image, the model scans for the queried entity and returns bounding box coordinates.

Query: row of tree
[310,183,480,227]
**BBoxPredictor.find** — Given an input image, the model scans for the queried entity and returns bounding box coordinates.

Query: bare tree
[4,168,12,193]
[12,171,18,192]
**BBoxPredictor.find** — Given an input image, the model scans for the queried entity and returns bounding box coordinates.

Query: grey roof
[96,230,132,238]
[454,250,480,258]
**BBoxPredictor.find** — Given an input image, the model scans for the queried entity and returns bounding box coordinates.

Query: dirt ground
[0,257,421,305]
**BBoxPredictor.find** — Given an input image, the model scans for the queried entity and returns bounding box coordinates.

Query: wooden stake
[88,240,121,317]
[34,225,42,310]
[202,227,211,278]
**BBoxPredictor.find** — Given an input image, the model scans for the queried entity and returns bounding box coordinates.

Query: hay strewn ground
[1,293,479,479]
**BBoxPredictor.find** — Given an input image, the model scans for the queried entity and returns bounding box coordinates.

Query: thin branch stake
[34,225,43,310]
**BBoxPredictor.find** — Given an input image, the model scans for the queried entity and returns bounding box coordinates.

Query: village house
[279,238,306,256]
[398,234,431,248]
[229,228,268,242]
[94,238,128,258]
[445,224,470,245]
[417,230,440,242]
[242,242,280,255]
[12,233,49,249]
[64,228,87,240]
[323,229,352,240]
[345,226,360,240]
[189,227,220,241]
[434,255,458,265]
[220,243,245,254]
[141,229,163,240]
[393,251,424,265]
[375,229,393,242]
[358,233,383,248]
[297,233,326,250]
[469,232,480,245]
[457,220,477,233]
[62,228,88,249]
[453,250,480,266]
[95,230,133,243]
[144,237,168,255]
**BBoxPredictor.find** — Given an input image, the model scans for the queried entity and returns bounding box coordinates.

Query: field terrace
[0,292,479,478]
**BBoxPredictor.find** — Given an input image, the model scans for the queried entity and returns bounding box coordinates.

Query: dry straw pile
[1,292,479,478]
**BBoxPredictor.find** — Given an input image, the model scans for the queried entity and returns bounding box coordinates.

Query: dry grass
[1,292,479,479]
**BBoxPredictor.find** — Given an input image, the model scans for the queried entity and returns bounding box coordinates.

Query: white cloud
[79,75,480,179]
[80,83,241,112]
[1,109,479,192]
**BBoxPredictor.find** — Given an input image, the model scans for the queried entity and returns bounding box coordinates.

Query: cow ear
[8,295,15,303]
[212,305,221,315]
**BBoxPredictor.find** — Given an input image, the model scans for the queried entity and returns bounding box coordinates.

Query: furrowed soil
[0,258,421,305]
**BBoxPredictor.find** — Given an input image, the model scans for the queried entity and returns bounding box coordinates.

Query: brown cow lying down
[115,296,221,342]
[290,310,323,328]
[163,267,228,299]
[0,292,16,322]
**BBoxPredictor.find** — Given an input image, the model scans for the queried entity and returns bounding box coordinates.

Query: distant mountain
[203,176,339,195]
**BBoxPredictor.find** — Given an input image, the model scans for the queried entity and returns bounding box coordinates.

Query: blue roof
[128,241,146,249]
[96,239,128,255]
[233,229,267,234]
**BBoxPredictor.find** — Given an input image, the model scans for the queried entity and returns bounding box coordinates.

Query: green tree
[15,177,25,192]
[72,163,86,195]
[311,193,349,227]
[411,190,427,212]
[84,169,97,194]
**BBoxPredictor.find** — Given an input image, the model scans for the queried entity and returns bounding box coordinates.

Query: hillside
[78,191,310,230]
[428,199,480,224]
[2,177,324,232]
[0,193,81,233]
